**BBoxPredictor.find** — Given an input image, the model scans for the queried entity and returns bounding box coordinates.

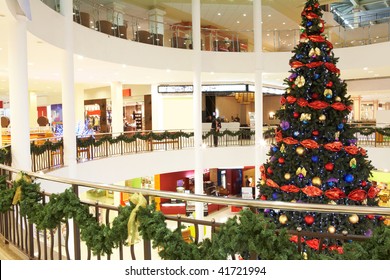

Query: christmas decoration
[259,0,378,236]
[348,214,359,224]
[304,215,315,225]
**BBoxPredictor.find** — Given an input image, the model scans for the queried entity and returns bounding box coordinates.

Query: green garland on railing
[30,139,63,155]
[1,175,389,260]
[354,126,390,136]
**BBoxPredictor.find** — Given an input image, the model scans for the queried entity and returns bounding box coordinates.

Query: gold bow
[296,167,307,177]
[300,113,311,122]
[280,144,286,153]
[309,47,321,57]
[295,76,306,88]
[12,186,22,205]
[127,193,147,245]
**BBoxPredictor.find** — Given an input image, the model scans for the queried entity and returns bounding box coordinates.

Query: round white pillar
[8,15,30,171]
[60,0,77,171]
[192,0,204,236]
[29,92,38,129]
[254,0,263,198]
[110,81,124,135]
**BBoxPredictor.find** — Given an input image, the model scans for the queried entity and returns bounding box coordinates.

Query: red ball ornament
[366,215,375,220]
[267,167,273,175]
[361,181,367,187]
[312,130,319,136]
[311,93,319,99]
[304,215,315,225]
[292,84,296,89]
[325,162,334,171]
[293,112,300,118]
[278,158,285,164]
[260,195,267,200]
[326,81,333,87]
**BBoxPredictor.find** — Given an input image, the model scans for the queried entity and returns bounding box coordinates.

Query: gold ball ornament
[296,146,305,155]
[284,173,291,180]
[312,177,322,186]
[335,96,341,102]
[328,200,337,205]
[319,114,326,121]
[279,214,288,225]
[260,179,265,186]
[348,214,359,224]
[328,225,336,234]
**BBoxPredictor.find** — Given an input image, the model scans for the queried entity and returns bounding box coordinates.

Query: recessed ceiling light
[122,64,127,68]
[283,22,286,25]
[243,13,246,17]
[237,21,240,23]
[268,14,271,17]
[166,69,171,72]
[363,67,368,70]
[266,33,270,36]
[217,13,221,16]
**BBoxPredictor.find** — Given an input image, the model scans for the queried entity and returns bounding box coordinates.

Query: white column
[192,0,204,233]
[151,84,163,130]
[74,85,85,130]
[110,81,124,135]
[29,92,38,128]
[373,100,379,120]
[254,0,263,198]
[8,15,30,171]
[352,95,361,122]
[60,0,77,171]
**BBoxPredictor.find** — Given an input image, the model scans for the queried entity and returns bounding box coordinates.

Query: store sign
[159,84,284,95]
[158,85,193,93]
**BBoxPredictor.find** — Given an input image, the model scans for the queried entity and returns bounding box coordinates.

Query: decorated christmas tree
[259,0,380,237]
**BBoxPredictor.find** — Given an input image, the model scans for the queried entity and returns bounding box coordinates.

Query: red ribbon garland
[290,60,340,74]
[348,189,367,201]
[280,185,300,193]
[325,188,346,200]
[302,186,323,197]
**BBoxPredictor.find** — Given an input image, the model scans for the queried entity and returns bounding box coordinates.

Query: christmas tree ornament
[309,47,321,57]
[294,131,300,137]
[295,76,306,87]
[328,200,337,205]
[278,157,285,164]
[337,123,344,130]
[314,73,320,80]
[349,158,357,168]
[328,225,336,234]
[280,144,286,153]
[296,146,305,155]
[267,167,273,174]
[335,131,340,141]
[300,113,311,122]
[335,96,341,102]
[260,179,265,185]
[324,89,333,99]
[312,130,319,136]
[325,162,334,171]
[279,214,288,224]
[311,92,319,99]
[361,181,367,187]
[280,120,290,130]
[326,81,333,87]
[272,146,278,152]
[296,167,307,177]
[306,21,313,27]
[319,114,326,121]
[348,214,359,224]
[311,155,319,162]
[272,192,279,200]
[286,88,291,94]
[293,112,300,118]
[344,174,354,183]
[284,173,291,180]
[304,215,315,225]
[312,177,322,186]
[260,195,267,200]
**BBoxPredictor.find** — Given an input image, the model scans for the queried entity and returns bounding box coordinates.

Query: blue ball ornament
[303,120,308,124]
[325,94,332,99]
[311,155,319,162]
[272,192,279,200]
[272,146,278,153]
[314,73,320,80]
[327,181,334,187]
[337,123,344,130]
[294,131,300,137]
[296,54,303,59]
[344,174,354,183]
[307,21,313,27]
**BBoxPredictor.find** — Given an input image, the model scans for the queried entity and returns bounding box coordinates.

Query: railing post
[28,222,34,259]
[72,184,81,260]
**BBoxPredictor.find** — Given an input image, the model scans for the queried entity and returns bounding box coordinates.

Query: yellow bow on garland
[12,186,22,205]
[12,172,32,205]
[127,193,147,245]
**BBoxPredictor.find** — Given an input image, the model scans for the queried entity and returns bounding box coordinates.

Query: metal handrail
[1,163,389,216]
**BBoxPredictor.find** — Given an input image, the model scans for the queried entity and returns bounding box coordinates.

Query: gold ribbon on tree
[127,193,147,245]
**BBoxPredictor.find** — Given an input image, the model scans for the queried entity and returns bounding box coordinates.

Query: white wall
[162,95,193,130]
[376,110,390,126]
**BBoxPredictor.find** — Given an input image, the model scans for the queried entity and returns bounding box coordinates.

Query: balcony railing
[39,0,390,53]
[0,164,389,260]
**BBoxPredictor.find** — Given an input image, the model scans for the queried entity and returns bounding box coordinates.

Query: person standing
[211,117,221,147]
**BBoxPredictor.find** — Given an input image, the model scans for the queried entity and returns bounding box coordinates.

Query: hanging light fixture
[235,92,254,104]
